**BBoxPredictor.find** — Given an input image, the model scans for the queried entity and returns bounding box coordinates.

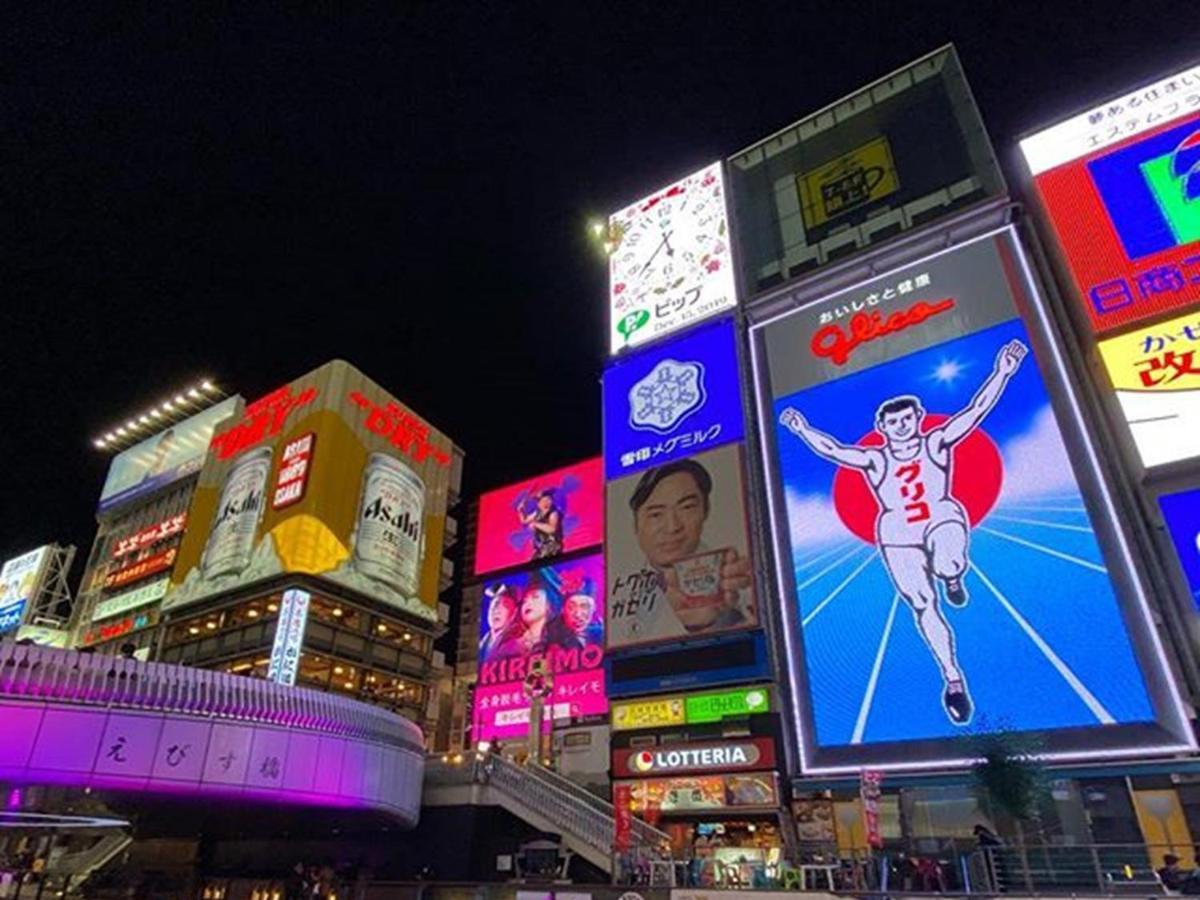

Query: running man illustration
[779,339,1028,726]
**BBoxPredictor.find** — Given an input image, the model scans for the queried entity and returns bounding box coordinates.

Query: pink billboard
[473,552,607,742]
[474,457,603,576]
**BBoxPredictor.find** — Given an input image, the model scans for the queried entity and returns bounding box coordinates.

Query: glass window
[296,652,332,689]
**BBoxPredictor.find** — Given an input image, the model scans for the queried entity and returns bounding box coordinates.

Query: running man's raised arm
[939,339,1028,446]
[779,407,874,469]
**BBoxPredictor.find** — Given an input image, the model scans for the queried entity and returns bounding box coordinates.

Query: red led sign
[811,298,956,366]
[211,384,319,460]
[105,548,177,590]
[272,432,315,510]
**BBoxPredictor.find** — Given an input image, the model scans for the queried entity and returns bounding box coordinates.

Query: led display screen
[1021,66,1200,333]
[602,317,744,481]
[473,553,607,741]
[474,458,603,576]
[1160,489,1200,610]
[751,226,1192,771]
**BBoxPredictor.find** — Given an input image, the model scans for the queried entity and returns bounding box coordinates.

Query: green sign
[685,686,770,724]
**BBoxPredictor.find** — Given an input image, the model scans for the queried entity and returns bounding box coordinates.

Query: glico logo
[811,298,956,366]
[1172,131,1200,202]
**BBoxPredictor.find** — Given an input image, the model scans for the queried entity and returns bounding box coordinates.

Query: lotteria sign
[613,737,776,778]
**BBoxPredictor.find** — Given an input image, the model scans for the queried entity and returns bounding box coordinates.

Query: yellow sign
[168,361,458,622]
[612,696,685,731]
[798,136,900,229]
[1098,310,1200,392]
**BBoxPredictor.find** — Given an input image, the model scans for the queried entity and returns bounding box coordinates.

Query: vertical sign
[614,783,633,852]
[268,588,311,686]
[860,770,883,848]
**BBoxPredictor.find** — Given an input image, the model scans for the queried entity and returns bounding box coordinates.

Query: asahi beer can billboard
[167,360,459,622]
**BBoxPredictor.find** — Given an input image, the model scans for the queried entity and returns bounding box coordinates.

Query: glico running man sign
[750,226,1193,773]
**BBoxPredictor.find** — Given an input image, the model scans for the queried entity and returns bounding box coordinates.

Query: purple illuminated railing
[0,643,423,751]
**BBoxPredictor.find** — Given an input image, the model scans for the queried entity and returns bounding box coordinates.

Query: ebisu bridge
[0,643,426,822]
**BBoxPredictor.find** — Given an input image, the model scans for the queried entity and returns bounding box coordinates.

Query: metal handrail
[0,643,424,750]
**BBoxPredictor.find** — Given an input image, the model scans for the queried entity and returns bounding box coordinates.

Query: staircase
[424,755,670,875]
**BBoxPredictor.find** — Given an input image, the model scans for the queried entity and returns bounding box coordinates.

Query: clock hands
[640,230,675,275]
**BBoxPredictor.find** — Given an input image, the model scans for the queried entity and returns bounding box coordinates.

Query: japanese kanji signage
[1021,65,1200,333]
[605,442,757,649]
[267,588,310,686]
[104,547,177,590]
[603,317,744,480]
[112,513,187,560]
[1098,309,1200,468]
[167,360,457,622]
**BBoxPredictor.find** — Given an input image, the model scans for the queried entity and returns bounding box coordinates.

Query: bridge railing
[0,643,423,750]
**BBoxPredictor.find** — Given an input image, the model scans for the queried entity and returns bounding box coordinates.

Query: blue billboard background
[603,317,744,480]
[605,630,770,698]
[1160,489,1200,610]
[772,317,1153,747]
[0,599,26,634]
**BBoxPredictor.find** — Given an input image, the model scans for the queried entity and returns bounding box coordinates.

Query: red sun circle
[830,413,1003,545]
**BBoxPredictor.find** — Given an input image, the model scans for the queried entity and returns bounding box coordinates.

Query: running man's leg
[882,545,973,724]
[928,520,970,608]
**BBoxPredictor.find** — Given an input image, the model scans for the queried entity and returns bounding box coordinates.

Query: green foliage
[969,731,1048,823]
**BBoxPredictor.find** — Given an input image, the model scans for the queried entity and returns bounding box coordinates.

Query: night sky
[4,1,1190,573]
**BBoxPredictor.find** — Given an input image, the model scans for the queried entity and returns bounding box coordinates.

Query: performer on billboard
[479,583,520,661]
[779,339,1028,725]
[519,489,564,560]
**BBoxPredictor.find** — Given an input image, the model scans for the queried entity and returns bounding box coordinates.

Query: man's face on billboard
[635,471,707,567]
[563,592,595,634]
[878,404,921,443]
[521,589,549,625]
[487,595,515,632]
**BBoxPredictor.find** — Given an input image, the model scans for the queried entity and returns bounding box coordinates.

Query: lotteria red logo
[812,298,956,366]
[628,742,761,774]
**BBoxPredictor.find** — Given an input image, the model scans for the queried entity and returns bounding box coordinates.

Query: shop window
[370,644,400,668]
[305,622,335,652]
[297,653,332,689]
[902,786,988,841]
[334,632,366,659]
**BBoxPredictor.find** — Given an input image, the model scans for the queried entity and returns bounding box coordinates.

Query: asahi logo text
[362,496,421,540]
[214,489,262,528]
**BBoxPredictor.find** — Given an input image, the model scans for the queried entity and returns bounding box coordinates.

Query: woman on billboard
[518,489,564,560]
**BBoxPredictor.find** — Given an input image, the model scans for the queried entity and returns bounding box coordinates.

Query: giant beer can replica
[200,446,272,579]
[352,452,425,595]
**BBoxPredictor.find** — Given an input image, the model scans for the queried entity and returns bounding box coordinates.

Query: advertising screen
[474,553,608,741]
[1098,309,1200,468]
[608,162,737,354]
[1021,66,1200,333]
[602,317,745,481]
[98,398,240,513]
[611,685,771,731]
[605,443,757,649]
[728,47,1005,297]
[1160,489,1200,610]
[167,361,457,623]
[751,226,1192,771]
[474,457,603,576]
[606,630,771,697]
[0,547,49,634]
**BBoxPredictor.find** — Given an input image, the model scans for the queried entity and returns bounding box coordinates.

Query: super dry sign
[613,737,776,778]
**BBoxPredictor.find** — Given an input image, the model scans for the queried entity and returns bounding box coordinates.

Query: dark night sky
[3,1,1191,572]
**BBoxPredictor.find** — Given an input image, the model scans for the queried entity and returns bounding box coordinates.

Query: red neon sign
[105,548,177,590]
[112,513,187,560]
[811,298,956,366]
[273,432,315,510]
[347,391,451,467]
[211,385,319,461]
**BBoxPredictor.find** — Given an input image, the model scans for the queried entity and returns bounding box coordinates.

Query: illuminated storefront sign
[1160,489,1200,610]
[272,433,315,510]
[751,226,1192,772]
[15,624,69,648]
[112,513,187,559]
[0,547,49,634]
[617,772,780,813]
[608,162,737,354]
[1098,309,1200,468]
[267,588,311,686]
[474,458,603,576]
[104,548,177,590]
[1021,65,1200,333]
[473,670,607,742]
[612,685,770,731]
[613,737,776,778]
[606,443,757,649]
[602,317,745,480]
[98,398,239,513]
[168,361,457,623]
[81,610,155,647]
[93,577,169,622]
